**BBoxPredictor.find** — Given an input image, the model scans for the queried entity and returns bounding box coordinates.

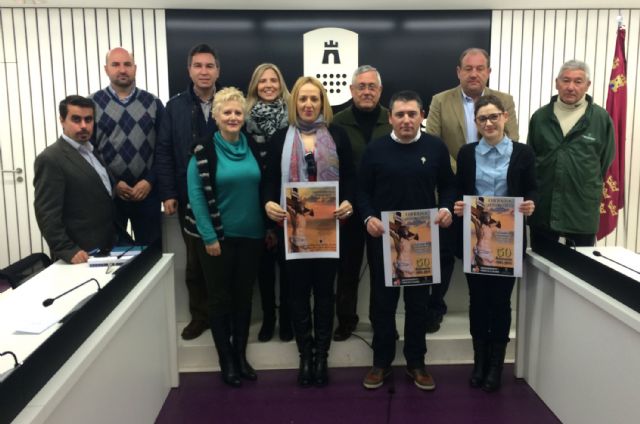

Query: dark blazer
[455,140,537,257]
[263,124,356,207]
[33,138,116,262]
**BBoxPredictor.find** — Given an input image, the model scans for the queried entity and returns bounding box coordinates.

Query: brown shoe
[405,367,436,391]
[363,367,392,389]
[181,319,208,340]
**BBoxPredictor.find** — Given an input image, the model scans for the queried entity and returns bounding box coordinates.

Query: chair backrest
[0,253,52,289]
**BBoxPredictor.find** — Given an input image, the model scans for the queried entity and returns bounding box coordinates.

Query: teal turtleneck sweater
[187,131,264,244]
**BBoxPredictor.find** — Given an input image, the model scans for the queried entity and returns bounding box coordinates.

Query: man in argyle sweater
[90,47,164,244]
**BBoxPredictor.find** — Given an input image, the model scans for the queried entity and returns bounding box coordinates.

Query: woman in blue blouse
[185,87,264,387]
[453,95,537,392]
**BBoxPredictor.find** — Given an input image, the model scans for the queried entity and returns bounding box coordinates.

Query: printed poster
[283,181,339,260]
[381,209,440,287]
[463,195,523,277]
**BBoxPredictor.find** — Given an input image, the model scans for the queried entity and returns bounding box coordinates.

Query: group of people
[33,43,614,393]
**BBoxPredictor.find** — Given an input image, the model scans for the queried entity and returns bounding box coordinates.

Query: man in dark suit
[34,95,115,263]
[423,48,520,333]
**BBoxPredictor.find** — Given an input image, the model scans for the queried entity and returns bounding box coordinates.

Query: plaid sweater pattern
[91,87,164,184]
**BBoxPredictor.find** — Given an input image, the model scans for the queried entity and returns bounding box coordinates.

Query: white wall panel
[0,8,167,268]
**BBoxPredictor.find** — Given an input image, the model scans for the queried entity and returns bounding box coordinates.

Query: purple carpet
[156,364,560,424]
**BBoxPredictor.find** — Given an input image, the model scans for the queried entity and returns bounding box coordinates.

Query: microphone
[42,278,101,307]
[593,251,640,276]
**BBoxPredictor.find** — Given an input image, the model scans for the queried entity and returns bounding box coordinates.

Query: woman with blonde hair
[246,63,293,343]
[185,87,264,387]
[264,76,356,387]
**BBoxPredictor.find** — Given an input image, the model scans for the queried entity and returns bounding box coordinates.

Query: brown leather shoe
[363,367,392,389]
[405,367,436,391]
[181,319,208,340]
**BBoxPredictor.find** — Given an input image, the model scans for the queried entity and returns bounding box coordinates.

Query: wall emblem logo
[304,28,358,106]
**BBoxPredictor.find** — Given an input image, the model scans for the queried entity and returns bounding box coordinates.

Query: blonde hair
[288,76,333,125]
[246,63,291,111]
[212,87,246,120]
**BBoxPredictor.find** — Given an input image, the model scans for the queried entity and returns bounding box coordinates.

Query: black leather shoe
[279,323,294,342]
[333,323,355,341]
[425,314,443,334]
[258,316,275,342]
[181,320,208,340]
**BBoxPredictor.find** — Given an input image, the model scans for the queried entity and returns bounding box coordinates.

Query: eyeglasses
[476,113,503,125]
[355,83,379,92]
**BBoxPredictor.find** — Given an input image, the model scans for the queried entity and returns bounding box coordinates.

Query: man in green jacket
[332,65,391,341]
[528,60,615,248]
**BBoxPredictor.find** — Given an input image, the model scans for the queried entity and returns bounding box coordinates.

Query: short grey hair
[459,48,490,68]
[557,60,591,81]
[351,65,382,86]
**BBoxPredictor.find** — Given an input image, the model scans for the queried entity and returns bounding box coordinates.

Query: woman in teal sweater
[185,87,264,388]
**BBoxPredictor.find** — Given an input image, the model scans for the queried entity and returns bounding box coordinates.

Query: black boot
[233,309,257,381]
[210,315,241,387]
[314,352,329,387]
[313,291,333,387]
[294,313,314,387]
[297,339,314,387]
[483,342,507,392]
[470,338,489,388]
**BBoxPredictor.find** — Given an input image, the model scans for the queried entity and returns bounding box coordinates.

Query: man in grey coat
[34,95,115,263]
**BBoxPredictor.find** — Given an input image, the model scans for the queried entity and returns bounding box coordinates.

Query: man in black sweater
[358,90,455,391]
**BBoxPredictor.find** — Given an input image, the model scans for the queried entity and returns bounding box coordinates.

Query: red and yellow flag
[597,26,627,240]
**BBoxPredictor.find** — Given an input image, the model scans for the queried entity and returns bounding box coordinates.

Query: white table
[516,248,640,424]
[0,254,177,424]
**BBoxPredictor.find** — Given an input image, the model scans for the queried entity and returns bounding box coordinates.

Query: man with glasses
[332,65,392,341]
[528,60,614,248]
[424,47,519,333]
[155,43,220,340]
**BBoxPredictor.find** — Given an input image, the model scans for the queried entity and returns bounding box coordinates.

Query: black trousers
[466,273,516,343]
[367,235,430,369]
[195,237,263,316]
[257,240,289,319]
[178,207,209,322]
[335,213,366,327]
[427,226,456,319]
[114,187,161,244]
[286,258,338,354]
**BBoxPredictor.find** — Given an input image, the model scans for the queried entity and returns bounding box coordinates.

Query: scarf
[280,115,339,204]
[248,98,288,142]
